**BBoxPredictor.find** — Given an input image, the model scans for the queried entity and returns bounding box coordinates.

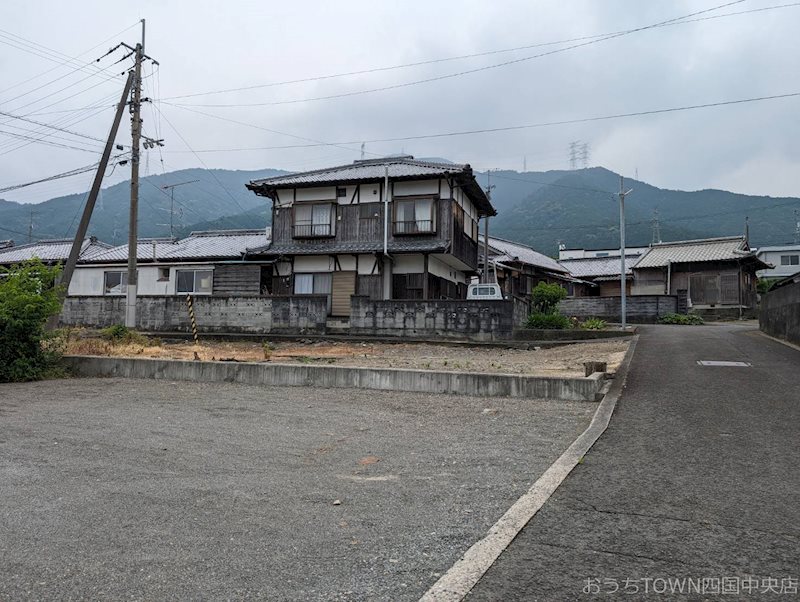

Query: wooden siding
[212,264,261,296]
[331,271,356,316]
[356,274,382,300]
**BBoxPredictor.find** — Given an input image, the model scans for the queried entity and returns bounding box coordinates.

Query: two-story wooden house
[246,156,495,316]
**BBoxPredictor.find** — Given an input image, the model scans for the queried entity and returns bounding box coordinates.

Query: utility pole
[56,71,134,298]
[161,179,198,238]
[27,207,34,243]
[618,175,633,330]
[483,170,495,283]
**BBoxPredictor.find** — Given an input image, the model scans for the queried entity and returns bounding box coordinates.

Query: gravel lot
[66,335,630,376]
[1,378,595,601]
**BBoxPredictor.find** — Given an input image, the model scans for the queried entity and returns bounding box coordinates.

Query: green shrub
[580,317,607,330]
[530,282,568,314]
[0,260,64,382]
[526,312,571,329]
[99,324,148,345]
[657,312,704,325]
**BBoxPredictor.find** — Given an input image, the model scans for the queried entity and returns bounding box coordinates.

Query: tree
[530,281,567,314]
[0,260,64,382]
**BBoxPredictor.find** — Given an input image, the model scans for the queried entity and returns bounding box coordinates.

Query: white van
[467,283,504,300]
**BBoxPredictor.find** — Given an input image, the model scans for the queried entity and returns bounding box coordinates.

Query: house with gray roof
[68,229,271,297]
[0,237,110,266]
[632,236,768,314]
[477,235,582,299]
[558,254,644,297]
[246,156,495,316]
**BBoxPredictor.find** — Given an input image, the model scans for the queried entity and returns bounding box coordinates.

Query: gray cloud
[1,0,798,204]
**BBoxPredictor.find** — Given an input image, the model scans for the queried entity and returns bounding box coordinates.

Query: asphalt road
[468,324,800,601]
[0,378,594,601]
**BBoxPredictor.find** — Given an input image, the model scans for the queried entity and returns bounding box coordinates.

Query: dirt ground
[65,331,629,376]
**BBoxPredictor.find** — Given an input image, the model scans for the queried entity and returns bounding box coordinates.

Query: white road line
[419,336,639,602]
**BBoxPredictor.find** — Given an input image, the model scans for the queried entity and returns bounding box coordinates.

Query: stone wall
[60,295,328,334]
[559,295,678,323]
[349,296,517,341]
[759,280,800,345]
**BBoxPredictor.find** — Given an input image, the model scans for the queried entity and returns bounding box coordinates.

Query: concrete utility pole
[58,71,135,296]
[483,170,495,283]
[618,175,633,330]
[124,20,146,328]
[161,179,198,238]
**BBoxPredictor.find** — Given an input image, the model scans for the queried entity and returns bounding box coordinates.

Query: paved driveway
[0,378,594,601]
[469,324,800,600]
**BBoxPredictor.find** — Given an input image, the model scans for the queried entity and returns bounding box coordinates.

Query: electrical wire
[161,2,799,103]
[0,154,129,194]
[162,91,800,152]
[166,1,746,108]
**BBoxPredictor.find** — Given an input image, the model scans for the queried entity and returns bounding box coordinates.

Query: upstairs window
[393,198,435,235]
[780,255,799,266]
[176,269,213,294]
[294,203,335,238]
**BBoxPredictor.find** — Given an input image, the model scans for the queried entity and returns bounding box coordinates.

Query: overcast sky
[1,0,798,204]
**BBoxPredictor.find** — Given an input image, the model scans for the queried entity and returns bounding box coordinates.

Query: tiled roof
[257,239,447,256]
[559,255,642,279]
[479,235,567,274]
[0,237,110,264]
[248,155,495,215]
[250,156,466,187]
[635,236,751,269]
[82,230,271,263]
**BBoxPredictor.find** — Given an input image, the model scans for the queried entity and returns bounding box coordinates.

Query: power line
[167,1,746,108]
[0,109,105,143]
[0,154,128,194]
[0,128,103,154]
[161,1,798,103]
[162,91,800,152]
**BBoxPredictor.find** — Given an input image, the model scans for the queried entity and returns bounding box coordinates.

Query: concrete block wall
[349,296,516,341]
[60,295,328,334]
[559,295,678,323]
[759,280,800,345]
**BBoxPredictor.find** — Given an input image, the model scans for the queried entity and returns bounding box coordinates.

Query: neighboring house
[477,235,579,299]
[69,229,271,297]
[0,240,13,250]
[755,245,800,280]
[246,156,495,316]
[632,236,768,311]
[0,236,110,266]
[558,246,649,260]
[558,254,642,296]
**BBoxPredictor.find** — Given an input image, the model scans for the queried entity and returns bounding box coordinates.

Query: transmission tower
[568,141,580,170]
[580,143,590,169]
[651,208,662,244]
[794,209,800,244]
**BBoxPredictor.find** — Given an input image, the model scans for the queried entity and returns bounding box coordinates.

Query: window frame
[176,269,213,295]
[103,271,128,295]
[292,202,336,239]
[392,196,437,236]
[780,254,799,266]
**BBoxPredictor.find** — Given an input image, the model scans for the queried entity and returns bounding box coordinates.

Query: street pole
[618,175,633,330]
[483,170,495,284]
[125,19,145,328]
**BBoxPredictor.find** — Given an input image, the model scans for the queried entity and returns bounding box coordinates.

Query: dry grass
[65,332,630,377]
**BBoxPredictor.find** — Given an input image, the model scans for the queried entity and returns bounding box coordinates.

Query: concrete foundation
[63,356,607,402]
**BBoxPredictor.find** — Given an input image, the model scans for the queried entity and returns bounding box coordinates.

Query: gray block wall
[349,296,516,341]
[759,280,800,345]
[60,295,328,334]
[559,295,678,323]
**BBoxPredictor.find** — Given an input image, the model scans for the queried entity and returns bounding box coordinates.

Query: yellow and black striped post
[186,294,199,344]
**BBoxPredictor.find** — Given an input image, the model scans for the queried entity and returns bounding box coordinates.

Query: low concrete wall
[514,329,635,341]
[559,295,678,324]
[63,355,607,402]
[60,295,328,334]
[760,280,800,345]
[349,297,517,341]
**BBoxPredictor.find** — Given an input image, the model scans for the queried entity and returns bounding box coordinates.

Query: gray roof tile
[0,237,110,264]
[635,236,751,268]
[480,235,566,273]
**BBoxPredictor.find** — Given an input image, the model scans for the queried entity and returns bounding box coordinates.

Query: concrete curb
[419,334,640,601]
[62,355,607,402]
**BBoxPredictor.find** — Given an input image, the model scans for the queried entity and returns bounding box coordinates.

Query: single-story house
[558,254,643,297]
[69,229,271,297]
[632,236,768,314]
[0,237,111,267]
[477,235,580,299]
